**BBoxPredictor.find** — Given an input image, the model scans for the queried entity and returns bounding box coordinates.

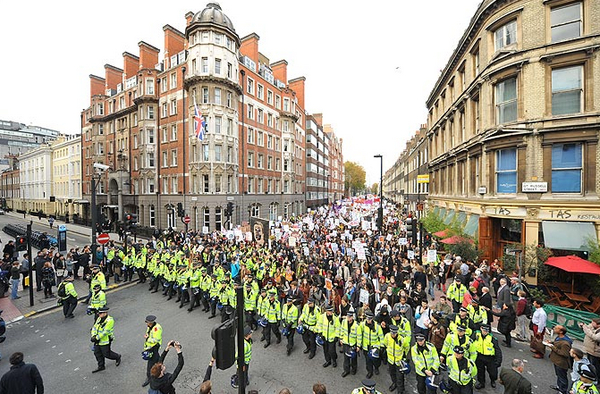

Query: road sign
[97,233,110,245]
[417,174,430,184]
[183,215,191,224]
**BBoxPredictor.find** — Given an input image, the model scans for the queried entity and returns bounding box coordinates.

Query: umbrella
[440,235,473,245]
[433,229,450,238]
[544,255,600,293]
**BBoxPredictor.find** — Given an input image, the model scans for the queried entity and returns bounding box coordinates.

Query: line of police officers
[100,239,507,394]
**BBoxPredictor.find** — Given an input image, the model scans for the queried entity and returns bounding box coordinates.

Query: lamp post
[181,66,187,232]
[240,69,245,224]
[374,154,383,232]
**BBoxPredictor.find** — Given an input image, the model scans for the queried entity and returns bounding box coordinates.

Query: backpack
[523,301,533,319]
[148,389,161,394]
[57,282,67,298]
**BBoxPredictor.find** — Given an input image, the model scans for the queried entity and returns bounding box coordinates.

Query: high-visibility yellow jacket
[447,354,477,385]
[91,316,115,346]
[316,313,340,342]
[382,333,409,366]
[411,342,440,376]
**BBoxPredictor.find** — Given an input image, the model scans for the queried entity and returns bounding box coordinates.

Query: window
[149,205,156,227]
[203,174,209,193]
[215,145,222,161]
[214,33,222,45]
[268,113,273,127]
[227,175,233,193]
[148,152,155,168]
[275,95,281,109]
[147,106,155,120]
[171,149,177,166]
[267,156,273,170]
[226,92,232,108]
[162,151,168,167]
[552,65,582,115]
[494,20,517,51]
[247,104,254,119]
[267,90,273,105]
[257,131,264,146]
[248,151,254,167]
[247,78,254,95]
[247,128,254,144]
[171,125,177,141]
[496,77,517,123]
[496,148,517,193]
[98,124,104,135]
[202,87,209,104]
[215,207,222,231]
[148,178,155,193]
[161,102,168,118]
[257,154,264,169]
[227,63,233,78]
[251,205,260,217]
[201,57,208,73]
[258,109,264,124]
[269,203,277,221]
[257,178,263,193]
[552,143,582,193]
[227,146,233,163]
[203,207,210,230]
[257,84,264,100]
[147,129,155,144]
[171,177,177,194]
[215,59,221,75]
[551,2,582,43]
[215,116,222,134]
[214,88,221,105]
[227,118,233,135]
[170,99,177,115]
[146,78,154,95]
[203,144,209,161]
[170,73,177,90]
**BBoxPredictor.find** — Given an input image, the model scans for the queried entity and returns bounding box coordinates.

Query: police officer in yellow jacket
[383,324,410,393]
[473,324,502,389]
[281,297,298,356]
[447,345,477,394]
[411,332,440,394]
[299,297,320,359]
[90,306,121,373]
[339,311,359,377]
[142,315,163,387]
[317,304,340,368]
[358,310,383,379]
[351,378,382,394]
[263,289,281,348]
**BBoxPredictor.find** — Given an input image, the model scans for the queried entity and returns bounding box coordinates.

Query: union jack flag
[194,101,206,141]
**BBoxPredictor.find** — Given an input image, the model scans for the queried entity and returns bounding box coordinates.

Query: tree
[344,161,366,196]
[371,182,379,195]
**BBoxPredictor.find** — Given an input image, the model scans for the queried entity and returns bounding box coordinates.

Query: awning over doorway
[542,221,597,252]
[463,214,480,236]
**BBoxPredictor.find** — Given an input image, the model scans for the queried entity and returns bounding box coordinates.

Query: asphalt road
[0,282,561,394]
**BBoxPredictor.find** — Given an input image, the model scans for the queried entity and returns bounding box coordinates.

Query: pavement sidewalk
[1,211,150,324]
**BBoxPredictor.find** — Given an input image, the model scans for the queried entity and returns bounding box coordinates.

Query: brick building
[80,3,311,231]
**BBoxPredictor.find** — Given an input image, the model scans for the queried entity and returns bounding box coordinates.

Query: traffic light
[211,319,235,370]
[226,202,234,217]
[16,236,27,252]
[177,203,184,217]
[406,218,414,244]
[125,213,138,231]
[412,219,419,245]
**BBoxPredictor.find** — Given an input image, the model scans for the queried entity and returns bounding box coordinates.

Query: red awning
[440,235,473,245]
[433,229,450,238]
[545,255,600,275]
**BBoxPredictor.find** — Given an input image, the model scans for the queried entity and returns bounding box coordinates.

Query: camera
[93,163,111,171]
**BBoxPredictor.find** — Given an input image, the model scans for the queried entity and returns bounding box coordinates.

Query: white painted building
[19,143,53,214]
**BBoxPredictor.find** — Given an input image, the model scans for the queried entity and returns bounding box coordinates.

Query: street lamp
[374,154,383,232]
[91,163,109,266]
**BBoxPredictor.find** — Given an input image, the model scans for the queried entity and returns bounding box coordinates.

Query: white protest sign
[427,250,437,263]
[407,250,415,260]
[398,238,407,246]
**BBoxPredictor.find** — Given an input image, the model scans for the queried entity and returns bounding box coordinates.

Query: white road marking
[66,359,71,363]
[58,352,63,355]
[35,329,39,333]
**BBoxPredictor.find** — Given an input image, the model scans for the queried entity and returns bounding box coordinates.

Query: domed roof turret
[191,3,236,33]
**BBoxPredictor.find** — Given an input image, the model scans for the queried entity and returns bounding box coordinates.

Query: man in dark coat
[0,352,44,394]
[479,286,494,324]
[499,358,532,394]
[34,251,46,292]
[2,241,15,261]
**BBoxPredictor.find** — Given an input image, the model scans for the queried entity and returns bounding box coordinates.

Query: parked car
[0,209,5,215]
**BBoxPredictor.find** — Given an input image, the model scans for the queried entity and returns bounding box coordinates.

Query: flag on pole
[194,99,206,141]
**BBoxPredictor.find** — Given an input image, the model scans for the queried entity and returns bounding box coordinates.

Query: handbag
[529,336,545,354]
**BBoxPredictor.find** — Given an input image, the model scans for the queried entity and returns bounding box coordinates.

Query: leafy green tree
[344,161,366,196]
[371,183,379,195]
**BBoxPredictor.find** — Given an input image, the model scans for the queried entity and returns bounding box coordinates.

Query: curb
[7,280,141,324]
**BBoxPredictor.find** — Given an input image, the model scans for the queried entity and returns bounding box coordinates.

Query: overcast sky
[0,0,482,183]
